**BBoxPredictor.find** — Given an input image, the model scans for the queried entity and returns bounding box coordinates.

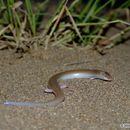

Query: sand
[0,43,129,130]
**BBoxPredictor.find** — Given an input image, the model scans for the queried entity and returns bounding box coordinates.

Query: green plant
[0,0,49,50]
[0,0,130,51]
[0,1,27,49]
[42,0,130,50]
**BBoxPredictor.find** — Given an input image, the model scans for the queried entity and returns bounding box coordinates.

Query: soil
[0,42,130,130]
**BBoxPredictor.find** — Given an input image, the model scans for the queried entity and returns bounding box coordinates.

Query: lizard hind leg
[44,83,67,93]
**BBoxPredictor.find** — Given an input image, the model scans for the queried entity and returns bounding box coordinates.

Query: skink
[4,69,112,107]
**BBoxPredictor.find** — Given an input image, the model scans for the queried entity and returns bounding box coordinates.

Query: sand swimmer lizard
[4,69,112,108]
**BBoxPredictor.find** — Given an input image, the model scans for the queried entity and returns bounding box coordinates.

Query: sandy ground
[0,43,129,130]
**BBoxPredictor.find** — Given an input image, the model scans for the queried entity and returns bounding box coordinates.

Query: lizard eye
[104,72,112,81]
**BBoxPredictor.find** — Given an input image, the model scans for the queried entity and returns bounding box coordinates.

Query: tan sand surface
[0,43,129,130]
